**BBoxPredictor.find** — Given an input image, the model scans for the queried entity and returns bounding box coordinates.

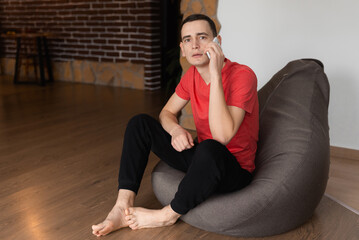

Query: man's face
[180,20,214,67]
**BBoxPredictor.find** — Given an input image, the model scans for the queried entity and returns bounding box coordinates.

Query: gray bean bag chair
[151,59,330,237]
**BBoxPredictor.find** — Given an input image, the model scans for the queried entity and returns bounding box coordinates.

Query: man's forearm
[159,110,182,135]
[208,77,235,145]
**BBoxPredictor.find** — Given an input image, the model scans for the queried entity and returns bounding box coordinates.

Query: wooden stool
[2,32,54,86]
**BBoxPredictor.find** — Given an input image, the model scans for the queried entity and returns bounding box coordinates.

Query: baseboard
[330,146,359,161]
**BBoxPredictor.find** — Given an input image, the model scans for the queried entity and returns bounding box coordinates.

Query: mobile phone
[206,37,221,59]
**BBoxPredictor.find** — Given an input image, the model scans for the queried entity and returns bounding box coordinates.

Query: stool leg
[33,53,39,81]
[14,37,22,84]
[43,37,53,82]
[36,36,45,86]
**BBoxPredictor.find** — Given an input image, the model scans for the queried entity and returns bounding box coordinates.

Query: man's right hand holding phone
[205,36,224,78]
[206,37,221,59]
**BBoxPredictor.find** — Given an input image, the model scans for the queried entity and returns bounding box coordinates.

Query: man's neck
[196,65,211,85]
[196,61,226,85]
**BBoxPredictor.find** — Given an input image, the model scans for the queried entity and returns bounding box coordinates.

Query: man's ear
[180,42,185,57]
[216,35,222,46]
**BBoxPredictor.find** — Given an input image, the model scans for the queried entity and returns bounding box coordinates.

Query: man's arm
[205,41,246,145]
[159,93,194,152]
[209,79,245,145]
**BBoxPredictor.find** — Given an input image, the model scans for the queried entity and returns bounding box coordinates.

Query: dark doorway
[160,0,182,95]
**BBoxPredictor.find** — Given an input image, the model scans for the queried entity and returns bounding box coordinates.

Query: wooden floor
[326,152,359,214]
[0,77,358,240]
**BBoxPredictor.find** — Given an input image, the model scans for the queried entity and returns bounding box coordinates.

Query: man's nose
[192,39,199,49]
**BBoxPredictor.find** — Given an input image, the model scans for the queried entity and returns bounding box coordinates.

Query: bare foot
[92,205,128,236]
[125,205,181,230]
[92,190,135,236]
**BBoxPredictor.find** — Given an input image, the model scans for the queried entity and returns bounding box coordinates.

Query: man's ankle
[116,189,135,206]
[164,205,181,219]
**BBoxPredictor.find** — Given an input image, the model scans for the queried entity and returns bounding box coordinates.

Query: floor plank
[326,156,359,212]
[0,77,358,240]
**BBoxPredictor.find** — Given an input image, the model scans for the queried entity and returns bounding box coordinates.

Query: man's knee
[194,139,225,164]
[197,139,224,152]
[127,114,152,128]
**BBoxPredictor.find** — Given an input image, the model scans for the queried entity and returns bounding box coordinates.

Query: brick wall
[0,0,161,90]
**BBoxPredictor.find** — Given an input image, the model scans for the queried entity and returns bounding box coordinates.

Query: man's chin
[188,58,209,67]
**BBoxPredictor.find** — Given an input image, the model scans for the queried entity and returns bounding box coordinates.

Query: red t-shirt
[175,59,259,173]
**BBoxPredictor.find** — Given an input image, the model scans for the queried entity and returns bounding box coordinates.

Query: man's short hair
[181,14,217,38]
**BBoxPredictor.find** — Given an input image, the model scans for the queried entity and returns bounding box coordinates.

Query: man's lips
[192,53,203,58]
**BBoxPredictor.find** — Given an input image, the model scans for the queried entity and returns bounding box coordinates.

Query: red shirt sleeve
[226,67,257,114]
[175,66,194,101]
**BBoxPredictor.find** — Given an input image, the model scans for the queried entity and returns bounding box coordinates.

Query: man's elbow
[158,110,164,123]
[159,108,171,118]
[212,135,232,146]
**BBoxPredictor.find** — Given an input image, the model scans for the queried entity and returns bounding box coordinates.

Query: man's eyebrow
[182,35,191,40]
[182,32,209,41]
[197,32,209,36]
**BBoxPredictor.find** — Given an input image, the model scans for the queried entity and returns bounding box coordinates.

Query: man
[92,14,258,236]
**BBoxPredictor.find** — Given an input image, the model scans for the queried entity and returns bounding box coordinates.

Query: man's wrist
[170,124,183,136]
[210,74,222,83]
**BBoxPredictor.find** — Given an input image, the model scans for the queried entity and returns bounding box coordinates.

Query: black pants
[118,114,252,215]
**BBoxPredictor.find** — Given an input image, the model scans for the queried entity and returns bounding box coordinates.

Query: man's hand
[204,37,225,80]
[159,93,192,151]
[170,125,194,152]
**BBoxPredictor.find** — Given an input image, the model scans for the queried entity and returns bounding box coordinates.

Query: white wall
[218,0,359,150]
